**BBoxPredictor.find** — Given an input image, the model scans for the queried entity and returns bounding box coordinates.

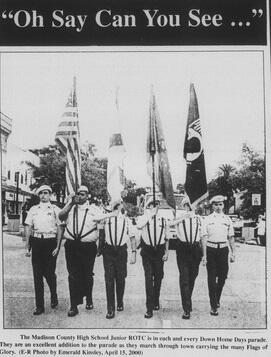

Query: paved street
[3,232,266,329]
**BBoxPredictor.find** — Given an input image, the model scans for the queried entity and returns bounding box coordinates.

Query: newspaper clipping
[0,0,270,356]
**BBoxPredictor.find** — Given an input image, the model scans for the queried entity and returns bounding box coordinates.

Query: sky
[1,51,265,187]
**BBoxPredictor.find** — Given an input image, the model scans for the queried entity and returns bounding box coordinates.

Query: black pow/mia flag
[183,84,208,206]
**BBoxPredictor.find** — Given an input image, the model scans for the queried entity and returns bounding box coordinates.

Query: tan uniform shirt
[203,212,234,243]
[25,202,61,236]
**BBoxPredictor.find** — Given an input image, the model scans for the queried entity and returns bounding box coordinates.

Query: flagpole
[74,159,79,239]
[56,75,81,238]
[151,148,157,247]
[73,76,79,239]
[150,86,157,246]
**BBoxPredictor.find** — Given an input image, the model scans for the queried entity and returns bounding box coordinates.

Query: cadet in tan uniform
[203,195,236,316]
[169,198,206,319]
[25,185,62,315]
[136,198,169,318]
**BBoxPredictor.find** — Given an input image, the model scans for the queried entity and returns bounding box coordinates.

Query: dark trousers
[64,240,97,307]
[30,237,57,309]
[206,246,229,309]
[103,243,128,312]
[176,242,202,313]
[140,244,165,312]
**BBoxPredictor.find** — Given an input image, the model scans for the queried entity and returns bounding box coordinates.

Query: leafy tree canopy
[27,142,107,203]
[208,143,265,218]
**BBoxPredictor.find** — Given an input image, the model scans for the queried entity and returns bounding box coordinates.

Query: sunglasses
[39,191,50,195]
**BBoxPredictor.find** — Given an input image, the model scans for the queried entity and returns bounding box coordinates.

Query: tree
[28,145,66,203]
[208,143,265,218]
[27,144,109,204]
[123,180,147,206]
[81,156,108,201]
[208,164,236,213]
[235,144,265,219]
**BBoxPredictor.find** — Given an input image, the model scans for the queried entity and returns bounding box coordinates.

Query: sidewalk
[2,223,25,237]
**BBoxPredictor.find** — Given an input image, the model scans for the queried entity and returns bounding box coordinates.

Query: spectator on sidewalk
[255,215,266,246]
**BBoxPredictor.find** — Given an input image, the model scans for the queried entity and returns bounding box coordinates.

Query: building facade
[1,113,12,182]
[1,112,39,224]
[1,112,12,225]
[4,144,39,222]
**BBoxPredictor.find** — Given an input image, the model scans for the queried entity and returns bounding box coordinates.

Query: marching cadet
[95,200,137,319]
[203,195,236,316]
[136,198,169,318]
[25,185,62,315]
[59,185,103,317]
[169,198,206,320]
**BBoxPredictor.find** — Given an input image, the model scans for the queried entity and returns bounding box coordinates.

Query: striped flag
[55,77,81,195]
[147,90,175,210]
[184,83,208,206]
[107,89,126,203]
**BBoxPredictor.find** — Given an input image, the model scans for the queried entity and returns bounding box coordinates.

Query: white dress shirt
[137,211,169,246]
[64,202,99,242]
[102,213,135,247]
[174,212,203,244]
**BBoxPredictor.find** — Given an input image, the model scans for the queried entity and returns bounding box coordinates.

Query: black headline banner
[0,0,267,46]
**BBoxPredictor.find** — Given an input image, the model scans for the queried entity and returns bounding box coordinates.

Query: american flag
[55,77,81,195]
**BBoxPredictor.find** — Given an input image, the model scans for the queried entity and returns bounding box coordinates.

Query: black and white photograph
[1,50,266,330]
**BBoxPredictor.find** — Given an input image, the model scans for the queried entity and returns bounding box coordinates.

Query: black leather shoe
[86,304,93,310]
[51,298,58,309]
[210,308,219,316]
[117,304,124,312]
[68,307,79,317]
[33,307,45,316]
[144,311,153,319]
[106,311,115,319]
[182,311,190,320]
[153,304,160,311]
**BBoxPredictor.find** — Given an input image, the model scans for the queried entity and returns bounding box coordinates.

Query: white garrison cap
[36,185,52,195]
[210,195,226,204]
[77,185,89,193]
